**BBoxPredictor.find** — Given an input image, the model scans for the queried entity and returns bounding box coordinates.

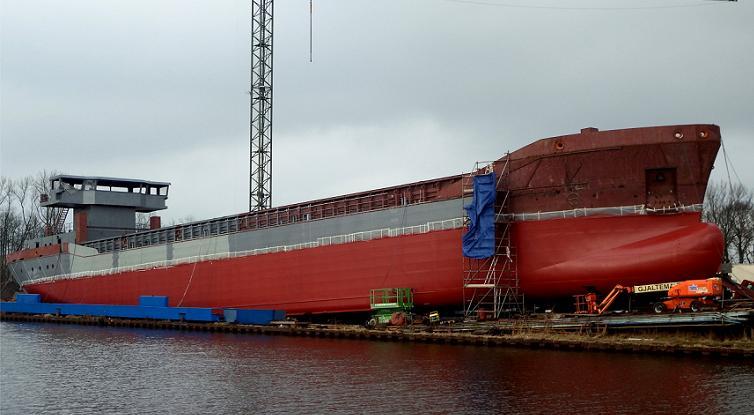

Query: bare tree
[136,212,156,230]
[32,170,66,234]
[750,208,754,262]
[1,177,21,299]
[728,185,754,263]
[704,182,754,264]
[704,183,732,262]
[167,216,195,227]
[0,171,64,299]
[1,178,35,299]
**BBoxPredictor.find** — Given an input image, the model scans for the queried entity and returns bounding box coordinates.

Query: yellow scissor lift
[368,288,414,327]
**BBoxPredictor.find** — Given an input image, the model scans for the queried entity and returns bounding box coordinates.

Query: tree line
[0,172,65,299]
[703,182,754,264]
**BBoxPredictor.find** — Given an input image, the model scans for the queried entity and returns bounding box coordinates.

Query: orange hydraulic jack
[574,285,633,315]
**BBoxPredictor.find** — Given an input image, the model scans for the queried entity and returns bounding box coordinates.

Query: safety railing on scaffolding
[462,155,524,320]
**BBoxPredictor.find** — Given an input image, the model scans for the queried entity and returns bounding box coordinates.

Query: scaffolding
[462,156,523,319]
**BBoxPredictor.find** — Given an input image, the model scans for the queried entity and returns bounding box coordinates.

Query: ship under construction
[6,124,724,318]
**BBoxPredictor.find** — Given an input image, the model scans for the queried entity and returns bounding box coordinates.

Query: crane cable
[721,139,743,195]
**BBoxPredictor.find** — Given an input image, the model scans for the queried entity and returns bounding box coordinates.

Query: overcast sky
[1,0,752,222]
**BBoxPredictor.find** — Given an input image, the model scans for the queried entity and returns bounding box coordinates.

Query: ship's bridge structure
[42,175,170,243]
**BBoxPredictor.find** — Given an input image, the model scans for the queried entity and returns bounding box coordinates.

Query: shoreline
[3,312,752,359]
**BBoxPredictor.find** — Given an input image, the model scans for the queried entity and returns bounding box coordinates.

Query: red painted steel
[6,243,68,263]
[26,230,465,314]
[74,211,88,243]
[515,212,723,297]
[229,124,720,228]
[24,212,723,313]
[502,124,719,212]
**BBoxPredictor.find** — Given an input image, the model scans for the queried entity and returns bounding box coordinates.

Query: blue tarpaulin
[462,172,496,259]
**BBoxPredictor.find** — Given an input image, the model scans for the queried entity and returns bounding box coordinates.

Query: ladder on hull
[462,157,523,319]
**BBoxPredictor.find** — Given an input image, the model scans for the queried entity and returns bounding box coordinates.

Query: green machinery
[369,288,414,326]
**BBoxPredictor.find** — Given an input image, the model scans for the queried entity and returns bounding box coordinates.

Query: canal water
[1,322,753,414]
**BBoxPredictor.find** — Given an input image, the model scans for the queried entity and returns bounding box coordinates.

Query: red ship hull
[24,212,723,313]
[10,125,725,313]
[515,212,723,298]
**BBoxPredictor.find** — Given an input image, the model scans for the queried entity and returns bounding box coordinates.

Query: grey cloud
[1,0,752,223]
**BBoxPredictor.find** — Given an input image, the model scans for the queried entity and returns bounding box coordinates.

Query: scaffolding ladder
[52,207,69,234]
[462,156,523,319]
[42,205,69,236]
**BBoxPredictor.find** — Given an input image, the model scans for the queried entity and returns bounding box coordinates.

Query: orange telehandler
[652,278,723,313]
[653,275,754,313]
[574,274,754,315]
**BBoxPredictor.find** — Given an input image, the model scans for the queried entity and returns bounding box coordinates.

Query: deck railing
[82,178,458,254]
[24,203,705,286]
[497,203,703,222]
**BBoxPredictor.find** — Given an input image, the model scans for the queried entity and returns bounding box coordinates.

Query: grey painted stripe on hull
[23,218,465,286]
[15,198,464,286]
[9,254,72,286]
[11,202,701,287]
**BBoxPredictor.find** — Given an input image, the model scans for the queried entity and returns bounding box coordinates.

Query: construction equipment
[463,158,523,320]
[719,273,754,302]
[653,278,723,313]
[574,285,633,315]
[574,276,753,315]
[368,288,414,327]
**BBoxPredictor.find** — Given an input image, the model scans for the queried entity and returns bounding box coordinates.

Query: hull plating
[515,212,723,298]
[24,213,723,313]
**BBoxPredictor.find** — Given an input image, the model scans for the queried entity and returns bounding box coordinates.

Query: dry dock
[2,311,752,358]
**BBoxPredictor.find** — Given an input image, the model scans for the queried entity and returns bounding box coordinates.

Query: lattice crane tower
[250,0,273,211]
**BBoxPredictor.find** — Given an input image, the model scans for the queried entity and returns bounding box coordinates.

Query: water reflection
[1,322,752,414]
